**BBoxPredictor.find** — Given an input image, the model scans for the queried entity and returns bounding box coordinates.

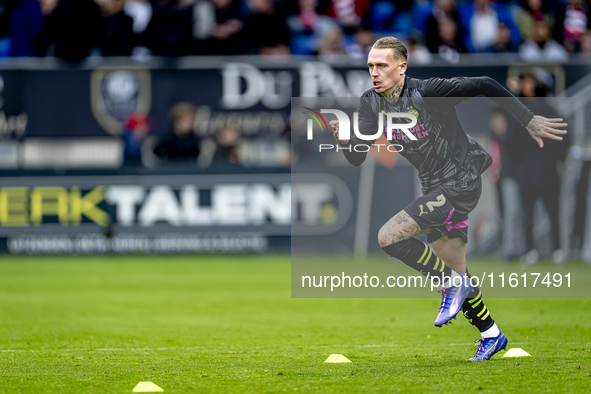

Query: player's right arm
[331,95,380,167]
[331,120,367,167]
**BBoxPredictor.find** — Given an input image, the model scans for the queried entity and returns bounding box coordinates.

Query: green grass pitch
[1,255,590,393]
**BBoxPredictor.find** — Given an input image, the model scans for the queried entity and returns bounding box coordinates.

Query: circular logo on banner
[90,67,151,135]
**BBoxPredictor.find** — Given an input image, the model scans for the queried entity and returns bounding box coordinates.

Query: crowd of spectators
[0,0,589,61]
[122,102,248,168]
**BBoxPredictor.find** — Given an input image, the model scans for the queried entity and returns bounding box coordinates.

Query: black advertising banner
[0,171,290,254]
[1,59,589,140]
[0,164,415,255]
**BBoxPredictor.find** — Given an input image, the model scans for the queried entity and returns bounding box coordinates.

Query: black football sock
[461,285,495,332]
[381,238,452,279]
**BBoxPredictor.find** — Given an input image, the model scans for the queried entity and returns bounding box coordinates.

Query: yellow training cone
[503,348,531,358]
[132,381,164,392]
[324,354,351,363]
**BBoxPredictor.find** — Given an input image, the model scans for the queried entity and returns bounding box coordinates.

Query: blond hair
[372,37,408,62]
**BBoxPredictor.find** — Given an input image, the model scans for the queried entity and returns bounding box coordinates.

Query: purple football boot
[434,276,473,327]
[468,331,508,361]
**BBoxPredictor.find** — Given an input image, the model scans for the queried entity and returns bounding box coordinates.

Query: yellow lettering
[69,186,110,227]
[0,187,29,226]
[30,187,69,226]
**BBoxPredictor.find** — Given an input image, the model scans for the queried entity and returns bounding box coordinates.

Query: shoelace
[473,338,491,357]
[437,288,453,312]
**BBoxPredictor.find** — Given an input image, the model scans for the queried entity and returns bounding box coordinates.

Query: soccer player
[331,37,567,360]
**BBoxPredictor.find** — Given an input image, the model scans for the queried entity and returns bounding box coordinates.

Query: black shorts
[404,177,482,244]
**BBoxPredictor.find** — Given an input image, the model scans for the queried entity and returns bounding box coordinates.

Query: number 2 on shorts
[425,194,446,212]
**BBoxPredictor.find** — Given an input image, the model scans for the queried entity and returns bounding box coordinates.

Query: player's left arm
[469,76,567,148]
[524,115,567,149]
[424,76,567,148]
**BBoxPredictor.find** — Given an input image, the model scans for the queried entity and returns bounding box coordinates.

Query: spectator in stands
[191,0,213,44]
[485,23,519,52]
[434,17,467,62]
[212,121,241,165]
[327,0,370,32]
[469,0,499,51]
[318,26,347,62]
[122,113,151,166]
[142,0,193,56]
[425,0,465,53]
[36,0,104,60]
[561,0,591,52]
[39,0,57,16]
[520,20,568,61]
[345,28,374,62]
[124,0,153,34]
[516,0,555,43]
[198,0,244,55]
[18,0,58,56]
[102,0,135,56]
[154,102,200,163]
[463,0,520,52]
[406,35,433,64]
[582,29,591,52]
[367,0,412,34]
[8,0,43,57]
[243,0,290,55]
[0,0,16,56]
[287,0,338,55]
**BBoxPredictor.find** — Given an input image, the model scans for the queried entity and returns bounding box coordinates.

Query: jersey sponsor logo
[386,124,430,140]
[380,110,429,140]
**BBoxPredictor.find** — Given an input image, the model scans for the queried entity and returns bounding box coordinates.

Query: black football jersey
[344,76,534,191]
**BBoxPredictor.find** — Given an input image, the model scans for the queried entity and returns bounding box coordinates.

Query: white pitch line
[0,341,553,354]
